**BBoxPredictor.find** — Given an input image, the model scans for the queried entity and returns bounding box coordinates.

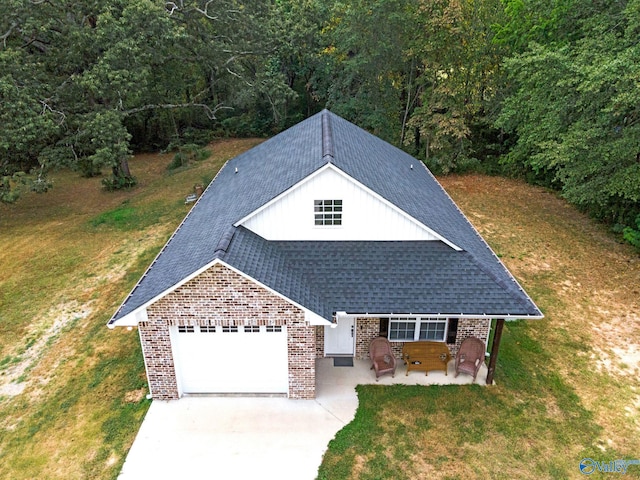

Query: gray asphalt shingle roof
[110,110,541,324]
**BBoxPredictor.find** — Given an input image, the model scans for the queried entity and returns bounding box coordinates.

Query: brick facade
[453,318,491,356]
[140,263,315,400]
[138,321,179,399]
[138,261,492,400]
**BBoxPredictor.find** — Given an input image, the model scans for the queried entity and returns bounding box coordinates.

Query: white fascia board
[306,310,333,326]
[234,163,461,251]
[342,312,544,320]
[108,258,333,328]
[108,309,147,328]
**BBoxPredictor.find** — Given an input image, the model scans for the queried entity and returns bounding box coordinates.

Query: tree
[316,0,508,173]
[497,0,640,227]
[0,0,298,201]
[317,0,415,142]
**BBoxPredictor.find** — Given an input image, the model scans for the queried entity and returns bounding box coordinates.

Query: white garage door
[171,325,288,394]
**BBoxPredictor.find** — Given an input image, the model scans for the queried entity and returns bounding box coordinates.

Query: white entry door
[171,325,288,395]
[324,317,355,356]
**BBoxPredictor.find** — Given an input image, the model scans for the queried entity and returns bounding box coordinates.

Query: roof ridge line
[322,110,334,161]
[214,226,236,254]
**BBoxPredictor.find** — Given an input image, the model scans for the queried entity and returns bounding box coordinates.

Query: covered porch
[316,356,488,392]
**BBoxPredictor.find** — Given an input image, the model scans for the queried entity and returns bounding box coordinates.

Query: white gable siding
[240,166,440,241]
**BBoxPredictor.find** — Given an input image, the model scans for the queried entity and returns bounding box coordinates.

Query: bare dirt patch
[0,301,92,397]
[124,388,146,403]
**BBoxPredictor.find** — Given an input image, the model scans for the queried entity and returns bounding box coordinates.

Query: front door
[324,316,355,356]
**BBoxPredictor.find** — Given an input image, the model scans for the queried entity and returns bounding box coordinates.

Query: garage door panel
[172,325,288,394]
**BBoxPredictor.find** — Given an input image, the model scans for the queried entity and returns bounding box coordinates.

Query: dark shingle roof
[110,110,541,324]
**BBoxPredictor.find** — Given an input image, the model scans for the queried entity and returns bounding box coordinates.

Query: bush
[166,144,211,171]
[101,174,137,191]
[623,215,640,250]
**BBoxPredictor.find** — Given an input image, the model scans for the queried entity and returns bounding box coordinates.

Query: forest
[1,0,639,246]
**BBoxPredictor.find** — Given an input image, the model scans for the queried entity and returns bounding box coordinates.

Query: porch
[316,356,488,392]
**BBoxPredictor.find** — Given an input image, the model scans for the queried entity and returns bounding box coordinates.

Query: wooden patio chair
[454,337,485,382]
[369,337,397,381]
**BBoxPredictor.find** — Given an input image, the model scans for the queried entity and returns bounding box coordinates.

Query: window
[419,321,446,341]
[388,317,448,342]
[178,325,195,333]
[446,318,458,344]
[389,319,416,341]
[244,325,260,333]
[314,199,342,226]
[222,325,238,333]
[200,325,216,333]
[266,325,282,333]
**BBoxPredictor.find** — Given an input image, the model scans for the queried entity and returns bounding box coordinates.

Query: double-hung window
[388,317,448,342]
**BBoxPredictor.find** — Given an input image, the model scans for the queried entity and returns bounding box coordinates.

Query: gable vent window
[314,200,342,226]
[178,325,195,333]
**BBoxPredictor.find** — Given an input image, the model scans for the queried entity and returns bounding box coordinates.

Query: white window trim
[388,317,449,342]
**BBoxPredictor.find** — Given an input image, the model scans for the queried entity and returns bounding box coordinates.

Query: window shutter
[446,318,458,344]
[379,318,389,337]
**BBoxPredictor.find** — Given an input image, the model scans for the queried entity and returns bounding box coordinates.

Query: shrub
[166,144,211,171]
[622,215,640,250]
[101,174,137,191]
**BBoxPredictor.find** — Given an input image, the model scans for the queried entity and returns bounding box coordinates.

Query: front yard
[0,147,638,479]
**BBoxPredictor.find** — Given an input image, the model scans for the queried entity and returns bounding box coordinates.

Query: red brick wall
[355,317,385,359]
[451,318,490,356]
[141,263,316,400]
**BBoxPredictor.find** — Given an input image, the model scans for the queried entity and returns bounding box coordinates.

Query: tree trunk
[112,156,132,181]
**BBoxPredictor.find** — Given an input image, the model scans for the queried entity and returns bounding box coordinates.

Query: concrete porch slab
[317,357,488,391]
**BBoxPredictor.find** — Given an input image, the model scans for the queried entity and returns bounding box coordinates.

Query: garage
[170,324,289,395]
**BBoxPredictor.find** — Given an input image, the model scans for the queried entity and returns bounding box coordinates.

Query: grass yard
[0,145,638,479]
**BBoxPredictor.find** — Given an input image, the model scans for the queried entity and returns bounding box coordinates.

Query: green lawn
[0,150,638,479]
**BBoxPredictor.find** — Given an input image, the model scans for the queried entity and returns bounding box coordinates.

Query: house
[108,110,543,400]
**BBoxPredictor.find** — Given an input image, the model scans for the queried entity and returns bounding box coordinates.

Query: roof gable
[238,163,457,244]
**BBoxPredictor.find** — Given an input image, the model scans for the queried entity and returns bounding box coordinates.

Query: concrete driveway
[118,358,484,479]
[117,363,359,480]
